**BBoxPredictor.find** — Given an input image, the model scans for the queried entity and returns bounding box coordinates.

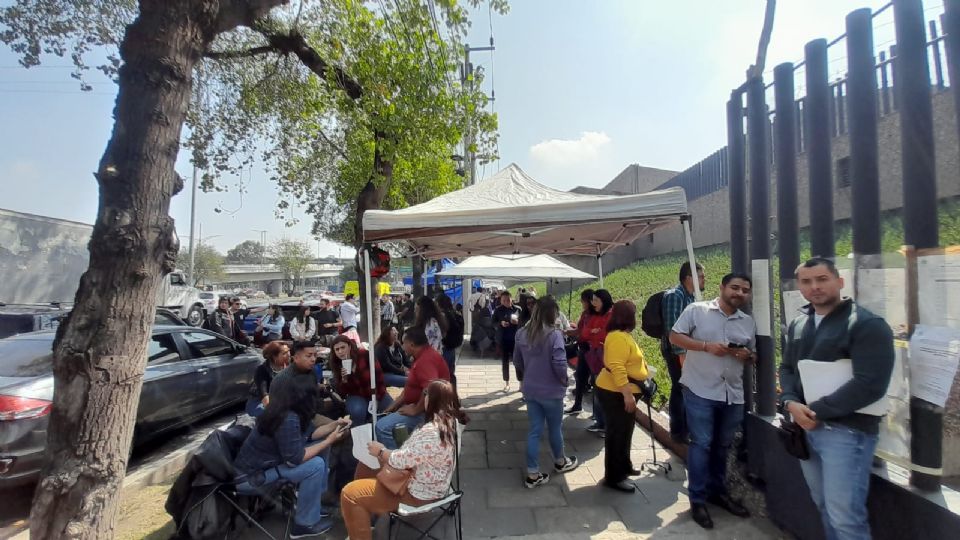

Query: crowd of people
[209,256,892,540]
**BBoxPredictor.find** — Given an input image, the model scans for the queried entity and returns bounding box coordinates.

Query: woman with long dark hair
[582,289,614,434]
[565,289,595,415]
[341,379,463,540]
[245,341,290,417]
[374,324,410,388]
[436,294,464,385]
[234,381,350,537]
[595,300,650,493]
[258,304,285,343]
[413,295,447,352]
[290,305,317,342]
[513,297,580,488]
[330,335,391,425]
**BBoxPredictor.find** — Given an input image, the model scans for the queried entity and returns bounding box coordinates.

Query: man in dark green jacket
[779,257,894,540]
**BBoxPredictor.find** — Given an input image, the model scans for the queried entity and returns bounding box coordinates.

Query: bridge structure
[206,262,346,294]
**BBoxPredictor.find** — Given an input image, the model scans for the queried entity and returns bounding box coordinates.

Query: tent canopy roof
[435,254,596,280]
[362,164,688,259]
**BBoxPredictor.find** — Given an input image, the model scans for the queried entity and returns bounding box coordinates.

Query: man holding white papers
[669,273,756,530]
[779,257,894,540]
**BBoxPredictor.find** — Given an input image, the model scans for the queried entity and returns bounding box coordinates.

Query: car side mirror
[234,343,248,354]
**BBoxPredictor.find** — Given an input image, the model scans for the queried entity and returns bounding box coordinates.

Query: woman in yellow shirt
[595,300,650,493]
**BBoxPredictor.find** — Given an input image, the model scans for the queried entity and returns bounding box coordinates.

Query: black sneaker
[707,493,750,517]
[586,423,604,433]
[554,456,580,473]
[564,405,583,415]
[691,503,714,529]
[290,517,334,538]
[524,472,549,489]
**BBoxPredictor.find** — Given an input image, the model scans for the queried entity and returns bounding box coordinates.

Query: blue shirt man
[660,261,703,441]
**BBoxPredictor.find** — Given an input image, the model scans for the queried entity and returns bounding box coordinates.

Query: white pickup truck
[155,270,207,326]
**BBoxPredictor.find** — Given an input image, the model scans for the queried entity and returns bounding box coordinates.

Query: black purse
[777,419,810,460]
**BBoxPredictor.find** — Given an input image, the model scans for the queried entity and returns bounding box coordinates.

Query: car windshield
[0,337,55,377]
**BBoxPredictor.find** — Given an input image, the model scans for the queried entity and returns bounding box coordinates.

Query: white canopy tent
[435,254,596,280]
[357,164,702,437]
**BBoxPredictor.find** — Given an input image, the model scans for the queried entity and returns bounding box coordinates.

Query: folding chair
[220,478,297,540]
[386,425,464,540]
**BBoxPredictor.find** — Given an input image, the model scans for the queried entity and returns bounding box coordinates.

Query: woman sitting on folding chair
[341,379,461,540]
[233,382,350,538]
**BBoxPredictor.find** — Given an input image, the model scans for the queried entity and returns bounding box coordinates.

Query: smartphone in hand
[727,342,745,349]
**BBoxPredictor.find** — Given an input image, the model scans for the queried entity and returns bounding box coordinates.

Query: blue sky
[0,0,916,255]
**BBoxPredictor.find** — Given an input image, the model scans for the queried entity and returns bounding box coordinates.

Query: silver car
[0,326,262,487]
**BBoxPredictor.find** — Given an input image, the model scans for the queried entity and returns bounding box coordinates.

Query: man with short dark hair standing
[380,294,396,328]
[669,273,755,529]
[660,261,704,443]
[397,293,416,334]
[313,298,341,347]
[779,258,894,540]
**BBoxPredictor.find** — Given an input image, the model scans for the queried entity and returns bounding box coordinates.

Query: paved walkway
[246,347,786,539]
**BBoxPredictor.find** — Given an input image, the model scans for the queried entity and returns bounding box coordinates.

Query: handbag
[376,462,413,496]
[584,345,604,375]
[776,419,810,460]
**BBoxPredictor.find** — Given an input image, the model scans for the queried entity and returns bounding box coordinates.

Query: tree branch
[260,31,363,100]
[216,0,291,33]
[204,45,277,59]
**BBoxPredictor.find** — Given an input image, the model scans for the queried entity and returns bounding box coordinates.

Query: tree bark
[412,255,425,299]
[353,134,393,342]
[29,2,219,538]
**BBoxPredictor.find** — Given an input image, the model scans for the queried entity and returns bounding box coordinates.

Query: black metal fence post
[943,0,960,144]
[747,77,776,417]
[895,0,942,492]
[847,8,883,262]
[728,94,749,277]
[775,62,800,304]
[805,39,836,259]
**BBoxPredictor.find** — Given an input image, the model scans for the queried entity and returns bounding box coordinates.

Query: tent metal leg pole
[363,247,377,440]
[597,255,604,287]
[682,218,702,300]
[567,278,573,319]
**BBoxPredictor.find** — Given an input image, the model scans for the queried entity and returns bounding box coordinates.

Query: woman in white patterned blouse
[341,379,463,540]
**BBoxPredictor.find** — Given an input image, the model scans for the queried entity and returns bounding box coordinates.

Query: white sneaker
[524,472,549,488]
[554,456,580,473]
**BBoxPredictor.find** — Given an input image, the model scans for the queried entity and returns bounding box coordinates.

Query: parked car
[0,303,71,340]
[0,326,262,488]
[0,305,187,339]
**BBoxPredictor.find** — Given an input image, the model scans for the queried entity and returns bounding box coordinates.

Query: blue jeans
[375,411,425,449]
[682,387,744,503]
[590,376,606,428]
[383,373,408,388]
[442,347,457,386]
[524,397,566,474]
[345,394,393,426]
[236,455,327,527]
[799,423,879,540]
[244,398,265,418]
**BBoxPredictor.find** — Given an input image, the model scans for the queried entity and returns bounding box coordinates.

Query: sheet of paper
[839,267,854,299]
[751,259,771,337]
[351,423,380,470]
[908,325,960,407]
[782,289,807,321]
[876,341,912,467]
[797,359,892,416]
[917,252,960,329]
[856,267,907,335]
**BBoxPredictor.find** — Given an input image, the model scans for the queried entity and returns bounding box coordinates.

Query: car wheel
[186,304,204,326]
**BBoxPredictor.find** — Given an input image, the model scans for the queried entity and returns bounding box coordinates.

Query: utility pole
[187,165,198,285]
[252,229,267,268]
[461,41,494,186]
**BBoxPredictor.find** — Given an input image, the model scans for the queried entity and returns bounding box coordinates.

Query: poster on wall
[876,340,911,467]
[908,324,960,407]
[751,259,771,337]
[917,249,960,329]
[857,267,908,338]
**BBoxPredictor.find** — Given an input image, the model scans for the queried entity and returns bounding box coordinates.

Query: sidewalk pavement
[245,346,786,539]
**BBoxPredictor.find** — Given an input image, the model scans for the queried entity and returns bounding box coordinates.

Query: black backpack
[640,290,668,339]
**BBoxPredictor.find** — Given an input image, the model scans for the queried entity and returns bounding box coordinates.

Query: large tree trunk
[412,255,424,298]
[353,136,393,342]
[29,3,215,538]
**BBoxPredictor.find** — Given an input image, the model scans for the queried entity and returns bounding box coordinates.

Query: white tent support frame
[361,164,703,417]
[362,247,377,441]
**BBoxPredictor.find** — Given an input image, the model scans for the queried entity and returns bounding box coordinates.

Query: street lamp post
[252,229,267,269]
